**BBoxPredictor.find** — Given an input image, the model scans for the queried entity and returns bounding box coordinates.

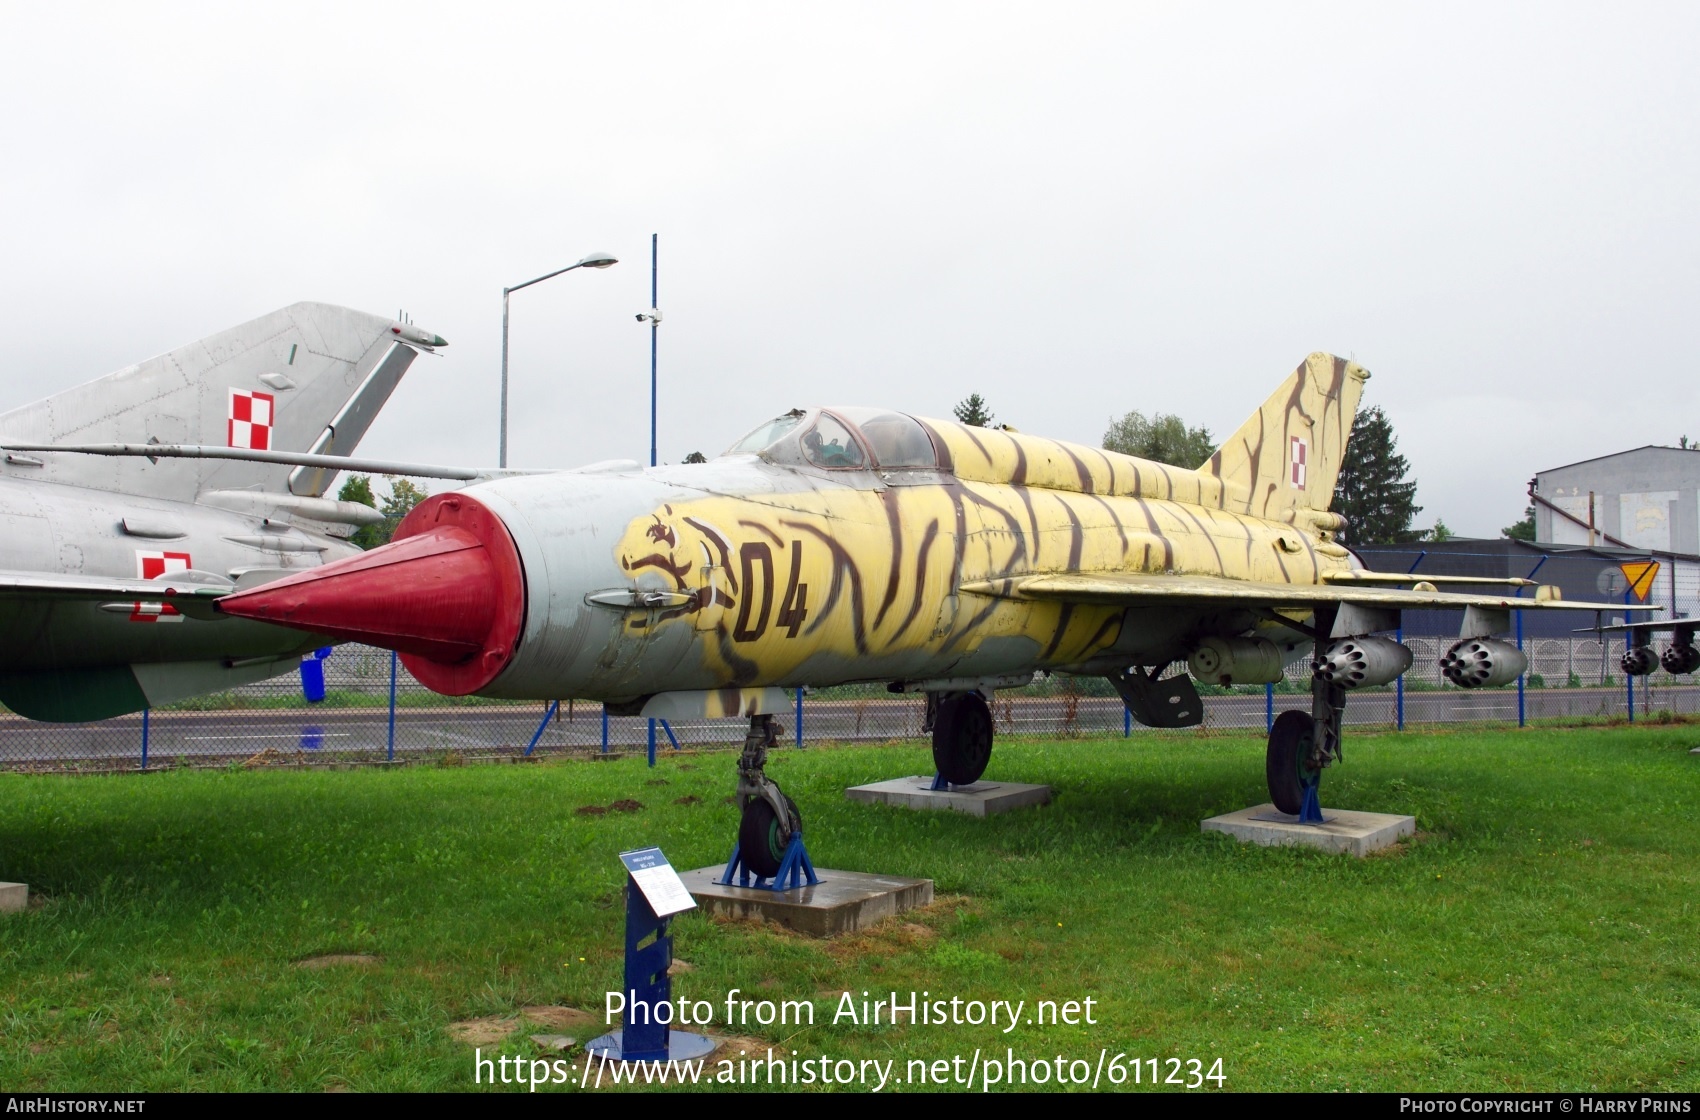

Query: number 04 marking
[732,539,808,643]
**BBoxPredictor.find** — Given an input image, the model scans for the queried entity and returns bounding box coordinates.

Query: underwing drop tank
[1187,636,1285,686]
[1440,637,1528,688]
[1317,636,1412,689]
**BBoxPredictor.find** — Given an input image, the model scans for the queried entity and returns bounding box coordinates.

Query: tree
[337,475,384,550]
[1425,519,1454,542]
[1502,505,1536,542]
[1102,410,1214,467]
[682,451,708,464]
[953,394,994,427]
[1332,405,1423,545]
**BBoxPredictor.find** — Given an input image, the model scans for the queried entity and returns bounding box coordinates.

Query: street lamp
[499,251,618,468]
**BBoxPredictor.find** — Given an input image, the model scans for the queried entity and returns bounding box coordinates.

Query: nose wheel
[720,714,817,889]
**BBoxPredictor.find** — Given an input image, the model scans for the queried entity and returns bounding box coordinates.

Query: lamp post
[635,234,661,467]
[499,251,618,468]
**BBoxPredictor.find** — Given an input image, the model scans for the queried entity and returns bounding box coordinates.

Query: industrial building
[1351,444,1700,637]
[1531,444,1700,553]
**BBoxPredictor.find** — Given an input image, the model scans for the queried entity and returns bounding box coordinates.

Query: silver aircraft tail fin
[0,302,438,503]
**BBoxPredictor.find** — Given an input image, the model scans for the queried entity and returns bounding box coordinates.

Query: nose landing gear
[720,713,818,889]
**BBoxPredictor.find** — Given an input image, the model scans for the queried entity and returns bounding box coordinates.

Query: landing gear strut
[930,691,994,786]
[1265,610,1347,821]
[720,713,817,888]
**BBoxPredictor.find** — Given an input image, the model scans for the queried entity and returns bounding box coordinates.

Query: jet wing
[0,442,491,482]
[958,571,1654,614]
[0,569,229,618]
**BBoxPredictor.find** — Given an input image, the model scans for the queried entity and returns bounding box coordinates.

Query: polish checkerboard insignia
[131,550,191,622]
[1289,436,1308,489]
[228,389,275,450]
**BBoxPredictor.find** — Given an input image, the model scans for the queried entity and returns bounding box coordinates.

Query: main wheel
[932,692,994,785]
[738,794,796,877]
[1265,709,1319,815]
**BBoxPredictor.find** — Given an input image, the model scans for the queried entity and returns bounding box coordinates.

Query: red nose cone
[218,493,525,695]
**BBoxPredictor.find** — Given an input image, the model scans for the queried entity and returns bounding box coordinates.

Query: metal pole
[525,701,559,757]
[1515,556,1547,730]
[647,718,656,767]
[1124,706,1132,737]
[649,233,658,468]
[1265,683,1274,734]
[499,288,511,469]
[141,708,149,770]
[1516,609,1526,727]
[1625,588,1634,723]
[601,706,609,754]
[387,650,397,762]
[1398,551,1425,731]
[795,687,804,748]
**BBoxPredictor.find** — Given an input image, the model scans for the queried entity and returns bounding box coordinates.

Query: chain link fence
[2,634,1694,773]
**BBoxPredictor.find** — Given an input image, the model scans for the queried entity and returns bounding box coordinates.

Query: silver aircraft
[0,303,446,721]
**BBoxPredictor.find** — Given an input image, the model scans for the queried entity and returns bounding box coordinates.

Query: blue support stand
[601,706,610,753]
[717,831,819,892]
[661,719,680,750]
[647,718,657,767]
[140,708,149,770]
[386,650,397,762]
[585,872,714,1063]
[1297,778,1324,824]
[524,701,559,757]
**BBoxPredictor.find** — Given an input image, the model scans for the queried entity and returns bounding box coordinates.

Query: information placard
[619,847,696,918]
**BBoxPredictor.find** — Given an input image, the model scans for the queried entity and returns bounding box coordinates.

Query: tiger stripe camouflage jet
[52,353,1649,874]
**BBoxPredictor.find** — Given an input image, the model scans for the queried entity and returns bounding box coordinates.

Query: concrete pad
[681,866,932,938]
[0,883,27,913]
[1201,804,1415,858]
[845,776,1052,817]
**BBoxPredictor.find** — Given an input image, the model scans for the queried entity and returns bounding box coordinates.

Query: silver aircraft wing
[0,442,535,483]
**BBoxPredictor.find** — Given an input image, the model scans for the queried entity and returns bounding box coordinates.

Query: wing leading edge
[959,571,1655,615]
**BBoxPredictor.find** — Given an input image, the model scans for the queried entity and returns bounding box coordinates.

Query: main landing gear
[928,691,995,786]
[722,714,817,888]
[1265,619,1348,822]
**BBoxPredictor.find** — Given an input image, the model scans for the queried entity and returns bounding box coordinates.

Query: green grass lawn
[2,724,1698,1093]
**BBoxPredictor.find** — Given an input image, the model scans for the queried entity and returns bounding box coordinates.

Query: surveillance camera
[635,313,646,322]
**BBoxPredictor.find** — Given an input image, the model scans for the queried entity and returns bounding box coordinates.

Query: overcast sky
[2,2,1695,538]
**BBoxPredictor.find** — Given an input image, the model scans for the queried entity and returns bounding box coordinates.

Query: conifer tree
[953,394,995,427]
[1332,405,1423,545]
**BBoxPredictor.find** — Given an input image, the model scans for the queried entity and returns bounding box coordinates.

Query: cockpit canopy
[723,407,944,472]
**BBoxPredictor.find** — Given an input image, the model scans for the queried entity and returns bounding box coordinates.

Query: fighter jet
[38,354,1650,871]
[0,303,446,721]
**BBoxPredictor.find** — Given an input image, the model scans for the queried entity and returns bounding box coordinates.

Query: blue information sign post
[585,847,715,1063]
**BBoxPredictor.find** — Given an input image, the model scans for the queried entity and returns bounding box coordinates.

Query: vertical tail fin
[1199,352,1368,522]
[0,302,431,503]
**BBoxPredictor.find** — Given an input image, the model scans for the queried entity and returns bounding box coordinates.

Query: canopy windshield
[829,407,939,468]
[725,410,806,455]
